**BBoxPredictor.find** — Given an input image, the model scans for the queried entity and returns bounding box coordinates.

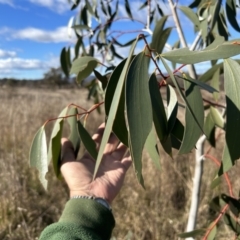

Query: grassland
[0,86,238,239]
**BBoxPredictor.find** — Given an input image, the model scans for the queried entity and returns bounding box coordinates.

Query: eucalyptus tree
[30,0,240,238]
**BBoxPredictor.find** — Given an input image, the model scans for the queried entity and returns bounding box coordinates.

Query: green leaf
[199,63,223,83]
[171,118,184,142]
[51,119,64,179]
[93,69,108,90]
[179,6,200,30]
[179,77,204,154]
[178,229,205,238]
[74,37,82,59]
[60,47,69,77]
[145,127,161,170]
[48,107,68,178]
[179,75,218,93]
[93,38,138,179]
[77,121,97,160]
[167,85,178,133]
[211,67,220,101]
[67,107,80,158]
[189,0,201,8]
[149,73,167,142]
[206,223,217,240]
[204,111,216,147]
[161,38,240,64]
[221,194,240,217]
[224,212,240,234]
[126,51,153,187]
[226,0,240,32]
[29,126,48,190]
[125,0,133,20]
[210,106,224,129]
[150,16,168,53]
[105,58,129,146]
[70,56,98,83]
[160,57,204,138]
[219,59,240,174]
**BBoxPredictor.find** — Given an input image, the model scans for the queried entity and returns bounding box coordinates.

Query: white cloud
[0,0,14,7]
[28,0,69,13]
[0,49,17,58]
[0,58,47,70]
[0,26,75,43]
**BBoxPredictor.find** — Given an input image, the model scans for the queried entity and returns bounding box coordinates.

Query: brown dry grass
[0,86,239,240]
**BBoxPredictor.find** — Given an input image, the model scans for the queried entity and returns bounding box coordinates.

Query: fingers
[61,138,76,164]
[92,123,119,153]
[92,123,105,149]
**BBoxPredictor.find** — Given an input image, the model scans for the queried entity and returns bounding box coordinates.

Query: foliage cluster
[30,0,240,238]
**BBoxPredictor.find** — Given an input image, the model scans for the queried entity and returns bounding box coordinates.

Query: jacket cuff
[59,198,115,239]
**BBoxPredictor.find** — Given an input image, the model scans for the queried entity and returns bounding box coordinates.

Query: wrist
[71,195,112,211]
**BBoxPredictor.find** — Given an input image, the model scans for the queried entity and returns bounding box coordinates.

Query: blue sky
[0,0,239,80]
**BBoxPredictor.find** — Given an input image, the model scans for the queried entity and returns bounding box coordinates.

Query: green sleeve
[39,198,115,240]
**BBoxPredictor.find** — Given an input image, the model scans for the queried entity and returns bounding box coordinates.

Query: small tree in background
[30,0,240,238]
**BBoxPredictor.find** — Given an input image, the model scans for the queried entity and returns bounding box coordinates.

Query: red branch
[43,101,104,126]
[202,203,229,240]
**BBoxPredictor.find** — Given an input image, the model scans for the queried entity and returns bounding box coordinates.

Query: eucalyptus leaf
[179,77,204,154]
[161,38,240,64]
[77,121,97,160]
[222,59,240,170]
[145,127,161,170]
[93,38,138,179]
[126,51,153,187]
[67,107,80,157]
[29,126,48,190]
[105,58,129,146]
[70,56,99,83]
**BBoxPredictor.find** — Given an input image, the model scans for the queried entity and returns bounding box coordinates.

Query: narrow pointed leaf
[226,0,240,32]
[210,106,224,129]
[179,79,204,154]
[167,85,178,133]
[149,73,167,141]
[206,223,217,240]
[179,6,200,30]
[125,0,133,20]
[60,47,69,77]
[105,58,129,146]
[204,111,216,147]
[199,63,223,83]
[93,38,138,179]
[161,38,240,64]
[219,59,240,174]
[179,75,218,93]
[67,107,81,157]
[47,107,68,178]
[145,127,161,170]
[224,59,240,158]
[150,16,168,52]
[160,57,204,136]
[223,212,240,234]
[126,51,153,187]
[221,194,240,217]
[77,121,97,160]
[93,70,108,90]
[189,0,201,8]
[211,67,220,101]
[48,107,68,164]
[51,119,64,178]
[29,126,48,190]
[70,56,98,83]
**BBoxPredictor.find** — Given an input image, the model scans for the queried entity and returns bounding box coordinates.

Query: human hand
[60,123,132,204]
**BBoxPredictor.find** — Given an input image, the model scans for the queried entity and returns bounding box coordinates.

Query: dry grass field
[0,85,239,239]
